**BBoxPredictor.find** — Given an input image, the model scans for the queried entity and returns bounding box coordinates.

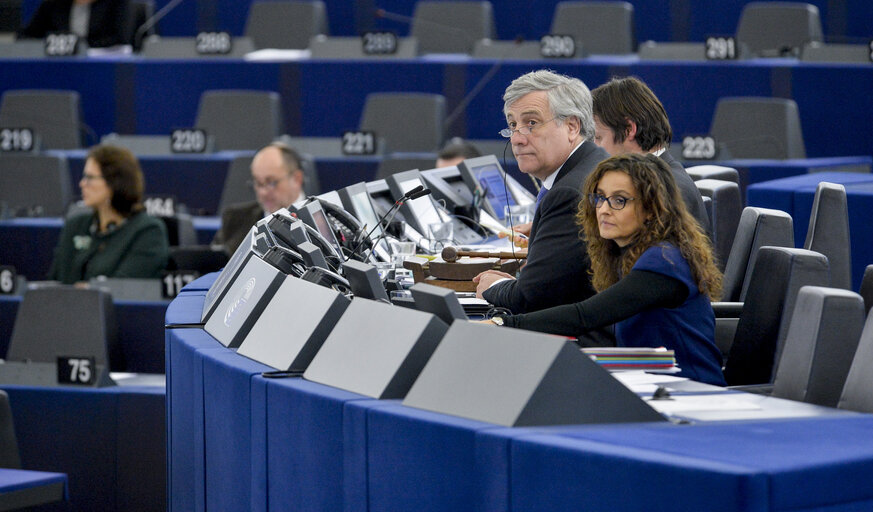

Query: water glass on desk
[428,221,454,253]
[389,240,415,266]
[504,204,533,229]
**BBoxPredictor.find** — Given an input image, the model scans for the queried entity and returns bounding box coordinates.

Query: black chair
[722,247,831,386]
[550,1,636,55]
[721,207,794,302]
[7,287,121,371]
[803,182,852,290]
[376,154,439,180]
[411,1,495,54]
[168,245,230,275]
[709,97,806,160]
[685,165,739,184]
[838,312,873,413]
[736,2,823,57]
[194,90,284,151]
[359,93,446,153]
[771,286,865,407]
[0,89,83,149]
[0,153,72,217]
[244,0,328,50]
[694,179,741,272]
[859,265,873,314]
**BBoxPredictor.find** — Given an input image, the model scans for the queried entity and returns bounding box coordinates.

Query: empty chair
[359,93,446,153]
[709,97,806,160]
[723,247,830,386]
[0,90,82,149]
[194,90,284,151]
[772,286,865,407]
[411,1,494,54]
[7,287,120,370]
[376,153,438,180]
[0,154,72,217]
[685,165,739,184]
[803,182,851,290]
[551,1,635,55]
[161,212,198,246]
[694,179,742,271]
[721,207,794,302]
[244,0,327,50]
[736,2,823,57]
[801,42,873,63]
[860,265,873,314]
[838,312,873,413]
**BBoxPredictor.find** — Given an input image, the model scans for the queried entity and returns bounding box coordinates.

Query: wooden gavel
[441,246,528,263]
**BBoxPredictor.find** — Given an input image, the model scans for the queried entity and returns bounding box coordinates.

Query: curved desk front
[166,276,873,512]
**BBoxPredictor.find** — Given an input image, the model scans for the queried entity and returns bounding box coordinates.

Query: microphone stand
[134,0,187,50]
[346,185,423,262]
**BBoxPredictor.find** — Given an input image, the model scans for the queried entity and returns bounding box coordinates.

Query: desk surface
[165,281,873,512]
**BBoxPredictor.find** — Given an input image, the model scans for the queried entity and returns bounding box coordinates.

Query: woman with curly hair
[487,153,725,385]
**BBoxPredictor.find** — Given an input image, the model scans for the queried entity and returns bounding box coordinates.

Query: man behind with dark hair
[436,138,481,168]
[591,76,709,233]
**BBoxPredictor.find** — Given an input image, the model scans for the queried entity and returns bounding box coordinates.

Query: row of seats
[0,87,811,159]
[2,1,870,62]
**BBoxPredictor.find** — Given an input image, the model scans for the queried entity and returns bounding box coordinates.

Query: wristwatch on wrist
[491,316,505,326]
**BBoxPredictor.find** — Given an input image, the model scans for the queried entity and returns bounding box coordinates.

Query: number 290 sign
[57,356,97,385]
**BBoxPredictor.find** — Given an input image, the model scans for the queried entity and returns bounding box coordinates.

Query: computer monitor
[421,166,474,212]
[385,169,449,238]
[458,155,533,221]
[294,200,343,259]
[317,190,342,207]
[366,179,398,219]
[338,182,391,262]
[342,259,390,302]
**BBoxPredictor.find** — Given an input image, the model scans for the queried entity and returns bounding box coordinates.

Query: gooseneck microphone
[134,0,187,50]
[345,185,430,262]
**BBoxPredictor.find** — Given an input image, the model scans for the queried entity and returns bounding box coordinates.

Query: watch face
[492,316,504,326]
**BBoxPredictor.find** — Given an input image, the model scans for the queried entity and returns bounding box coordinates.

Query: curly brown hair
[576,153,722,300]
[87,144,144,217]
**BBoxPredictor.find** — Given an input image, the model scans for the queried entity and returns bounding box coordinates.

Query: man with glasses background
[212,142,306,254]
[473,70,613,346]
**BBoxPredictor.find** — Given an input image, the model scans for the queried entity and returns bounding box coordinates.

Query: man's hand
[497,221,532,248]
[473,269,516,299]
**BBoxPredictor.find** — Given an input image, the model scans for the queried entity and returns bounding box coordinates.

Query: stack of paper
[581,347,676,370]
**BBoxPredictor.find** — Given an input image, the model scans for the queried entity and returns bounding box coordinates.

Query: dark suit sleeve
[19,0,64,38]
[483,184,593,313]
[87,0,131,47]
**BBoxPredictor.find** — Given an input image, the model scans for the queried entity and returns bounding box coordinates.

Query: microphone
[345,185,428,262]
[407,187,432,200]
[134,0,187,50]
[374,8,470,41]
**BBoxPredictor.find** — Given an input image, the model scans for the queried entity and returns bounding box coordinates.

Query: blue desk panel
[166,290,873,512]
[2,385,165,512]
[747,172,873,289]
[510,417,873,512]
[0,295,168,373]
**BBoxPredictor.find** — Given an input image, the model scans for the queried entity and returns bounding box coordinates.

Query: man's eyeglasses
[80,173,104,183]
[248,176,288,191]
[499,117,557,138]
[588,193,636,210]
